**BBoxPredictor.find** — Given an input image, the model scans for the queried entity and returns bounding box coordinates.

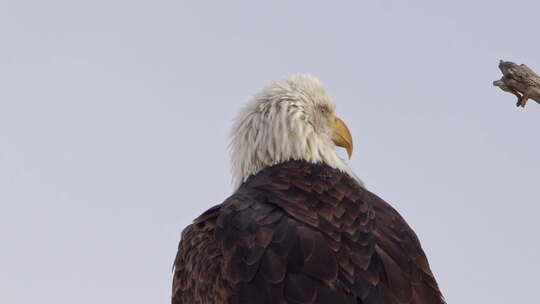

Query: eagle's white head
[230,74,362,189]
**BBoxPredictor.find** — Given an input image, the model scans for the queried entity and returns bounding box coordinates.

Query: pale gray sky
[1,1,539,303]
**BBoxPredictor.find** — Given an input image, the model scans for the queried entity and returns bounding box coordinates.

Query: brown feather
[172,160,445,304]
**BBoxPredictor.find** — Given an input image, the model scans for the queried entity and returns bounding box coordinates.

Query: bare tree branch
[493,60,540,107]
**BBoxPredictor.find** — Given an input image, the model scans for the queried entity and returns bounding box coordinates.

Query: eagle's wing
[172,205,227,304]
[228,162,445,303]
[172,162,445,304]
[214,193,362,303]
[370,192,445,303]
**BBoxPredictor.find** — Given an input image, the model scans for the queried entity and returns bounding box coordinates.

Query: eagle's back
[172,161,444,304]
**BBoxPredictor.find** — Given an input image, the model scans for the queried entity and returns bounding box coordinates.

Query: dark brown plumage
[172,161,445,304]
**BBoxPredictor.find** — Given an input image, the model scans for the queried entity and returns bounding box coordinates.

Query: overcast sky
[1,1,539,303]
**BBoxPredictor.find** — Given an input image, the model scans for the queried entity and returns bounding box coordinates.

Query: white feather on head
[229,74,363,189]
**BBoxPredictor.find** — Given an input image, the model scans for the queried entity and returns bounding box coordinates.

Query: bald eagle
[172,75,445,304]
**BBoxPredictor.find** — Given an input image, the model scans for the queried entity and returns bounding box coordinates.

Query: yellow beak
[331,116,353,158]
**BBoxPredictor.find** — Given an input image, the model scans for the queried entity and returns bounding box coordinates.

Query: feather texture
[172,161,445,304]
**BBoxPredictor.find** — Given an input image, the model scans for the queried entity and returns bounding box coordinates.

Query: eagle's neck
[229,114,362,189]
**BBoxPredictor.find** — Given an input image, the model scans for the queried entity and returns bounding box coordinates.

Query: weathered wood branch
[493,60,540,107]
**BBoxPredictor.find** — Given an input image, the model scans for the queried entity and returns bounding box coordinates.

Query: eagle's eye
[319,106,330,115]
